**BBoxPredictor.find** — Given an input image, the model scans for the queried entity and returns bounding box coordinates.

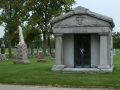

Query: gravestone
[27,46,31,58]
[0,40,6,60]
[50,6,115,73]
[14,43,17,58]
[14,26,30,64]
[37,51,45,62]
[39,47,42,51]
[36,47,39,56]
[31,48,34,57]
[51,49,55,60]
[48,46,51,55]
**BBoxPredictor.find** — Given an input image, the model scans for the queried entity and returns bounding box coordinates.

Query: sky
[0,0,119,38]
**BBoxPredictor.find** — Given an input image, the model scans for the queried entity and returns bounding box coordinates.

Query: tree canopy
[24,0,76,55]
[112,32,120,49]
[0,0,27,57]
[0,0,76,57]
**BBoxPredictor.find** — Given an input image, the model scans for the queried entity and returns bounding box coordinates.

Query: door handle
[80,48,84,53]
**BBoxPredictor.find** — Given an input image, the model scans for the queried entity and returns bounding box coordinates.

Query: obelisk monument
[15,26,30,64]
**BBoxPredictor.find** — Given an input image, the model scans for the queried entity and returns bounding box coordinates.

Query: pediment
[53,15,110,27]
[50,6,115,28]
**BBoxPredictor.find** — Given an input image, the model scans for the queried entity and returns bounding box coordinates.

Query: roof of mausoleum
[50,6,115,28]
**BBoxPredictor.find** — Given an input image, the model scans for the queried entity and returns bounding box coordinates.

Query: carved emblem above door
[76,15,84,26]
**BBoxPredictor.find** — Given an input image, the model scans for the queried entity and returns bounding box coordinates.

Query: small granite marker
[27,46,31,58]
[31,48,34,57]
[14,43,17,58]
[37,49,45,62]
[51,49,55,60]
[36,46,39,56]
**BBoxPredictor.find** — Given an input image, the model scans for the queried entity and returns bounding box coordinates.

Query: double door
[74,34,91,68]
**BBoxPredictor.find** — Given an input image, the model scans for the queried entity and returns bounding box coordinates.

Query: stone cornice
[50,6,115,28]
[53,27,110,34]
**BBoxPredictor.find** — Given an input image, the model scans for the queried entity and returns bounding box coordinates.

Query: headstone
[48,46,51,55]
[0,40,6,60]
[14,43,17,58]
[36,47,39,56]
[28,46,31,58]
[37,51,45,62]
[51,49,55,60]
[31,48,34,57]
[1,40,5,54]
[14,26,30,64]
[40,47,42,51]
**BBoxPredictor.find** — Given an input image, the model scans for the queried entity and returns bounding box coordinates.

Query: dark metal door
[74,34,91,68]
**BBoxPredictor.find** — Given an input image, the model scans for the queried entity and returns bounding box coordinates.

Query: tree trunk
[43,31,46,55]
[48,36,51,54]
[8,34,12,58]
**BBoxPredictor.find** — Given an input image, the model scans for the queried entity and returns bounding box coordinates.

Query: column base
[51,65,65,71]
[63,66,114,73]
[98,65,110,69]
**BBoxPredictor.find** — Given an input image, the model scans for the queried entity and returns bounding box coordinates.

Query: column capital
[98,32,109,36]
[54,34,64,37]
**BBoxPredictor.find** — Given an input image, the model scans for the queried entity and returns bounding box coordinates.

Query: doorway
[74,34,91,68]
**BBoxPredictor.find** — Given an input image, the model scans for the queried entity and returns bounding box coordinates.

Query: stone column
[51,34,64,71]
[0,40,6,60]
[98,33,110,69]
[113,49,116,56]
[1,40,5,54]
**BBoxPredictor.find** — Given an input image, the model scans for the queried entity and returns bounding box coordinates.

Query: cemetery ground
[0,49,120,89]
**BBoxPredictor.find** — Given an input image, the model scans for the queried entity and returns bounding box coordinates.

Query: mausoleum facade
[50,6,115,73]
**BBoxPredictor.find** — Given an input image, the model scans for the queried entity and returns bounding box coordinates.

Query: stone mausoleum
[50,6,115,73]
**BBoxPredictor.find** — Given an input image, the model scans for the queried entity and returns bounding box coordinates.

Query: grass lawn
[0,50,120,89]
[5,48,14,53]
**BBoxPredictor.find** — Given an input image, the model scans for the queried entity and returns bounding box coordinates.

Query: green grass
[5,48,14,53]
[0,50,120,88]
[5,48,39,54]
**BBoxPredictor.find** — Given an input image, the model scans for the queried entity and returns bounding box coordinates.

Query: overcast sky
[0,0,119,38]
[72,0,119,31]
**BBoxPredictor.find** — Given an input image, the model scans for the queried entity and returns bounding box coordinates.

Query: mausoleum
[50,6,115,73]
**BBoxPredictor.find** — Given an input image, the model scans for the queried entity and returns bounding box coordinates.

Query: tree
[24,0,76,55]
[0,0,27,57]
[24,24,42,48]
[112,32,120,49]
[50,38,55,49]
